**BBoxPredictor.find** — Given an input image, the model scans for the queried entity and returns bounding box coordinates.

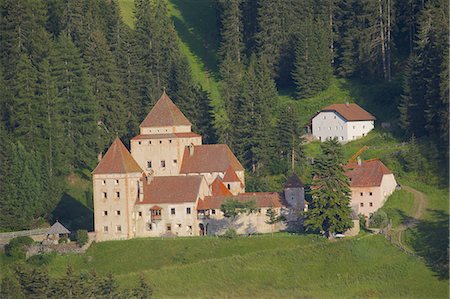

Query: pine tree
[51,35,97,170]
[305,139,353,238]
[292,17,332,98]
[84,29,127,150]
[98,272,118,299]
[218,0,244,63]
[133,275,153,299]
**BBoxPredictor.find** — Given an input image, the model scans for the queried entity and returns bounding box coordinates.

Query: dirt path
[388,185,427,254]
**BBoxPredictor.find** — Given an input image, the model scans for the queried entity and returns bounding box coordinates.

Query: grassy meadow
[41,234,448,298]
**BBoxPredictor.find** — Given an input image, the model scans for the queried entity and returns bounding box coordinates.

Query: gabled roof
[284,173,304,188]
[140,91,192,128]
[210,177,233,196]
[320,103,375,121]
[222,165,241,182]
[92,138,143,174]
[179,144,244,174]
[345,159,393,187]
[137,176,204,205]
[198,192,287,210]
[47,221,70,235]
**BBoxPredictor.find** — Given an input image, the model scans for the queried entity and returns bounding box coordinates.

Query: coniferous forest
[0,0,448,232]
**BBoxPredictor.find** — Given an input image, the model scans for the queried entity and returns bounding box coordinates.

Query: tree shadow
[408,209,449,279]
[51,193,94,232]
[170,0,219,76]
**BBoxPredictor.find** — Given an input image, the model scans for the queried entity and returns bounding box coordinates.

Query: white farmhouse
[310,103,375,143]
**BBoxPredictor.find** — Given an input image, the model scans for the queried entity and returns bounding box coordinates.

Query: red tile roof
[345,159,393,187]
[210,177,233,196]
[179,144,244,174]
[222,165,241,182]
[140,91,192,128]
[197,192,286,210]
[92,138,143,174]
[321,103,375,121]
[137,176,204,204]
[132,132,201,140]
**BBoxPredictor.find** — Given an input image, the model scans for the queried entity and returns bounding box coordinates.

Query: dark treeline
[0,0,447,231]
[215,0,448,180]
[0,0,215,231]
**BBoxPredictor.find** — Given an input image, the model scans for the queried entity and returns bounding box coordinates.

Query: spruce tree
[305,139,353,238]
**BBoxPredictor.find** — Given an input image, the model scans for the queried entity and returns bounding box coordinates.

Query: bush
[369,210,388,228]
[221,228,237,239]
[5,236,34,260]
[358,214,367,230]
[59,236,69,244]
[27,253,56,266]
[76,229,89,247]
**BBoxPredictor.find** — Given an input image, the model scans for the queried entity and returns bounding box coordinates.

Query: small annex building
[310,103,375,143]
[92,92,305,241]
[345,158,397,218]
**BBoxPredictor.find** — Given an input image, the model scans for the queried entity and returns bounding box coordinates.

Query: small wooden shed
[46,221,70,242]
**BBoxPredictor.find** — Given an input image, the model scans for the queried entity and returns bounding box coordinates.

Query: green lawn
[383,190,415,227]
[43,234,447,298]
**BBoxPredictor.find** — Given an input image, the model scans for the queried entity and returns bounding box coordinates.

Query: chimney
[188,144,195,156]
[145,170,154,185]
[357,156,362,166]
[345,102,349,107]
[97,152,103,162]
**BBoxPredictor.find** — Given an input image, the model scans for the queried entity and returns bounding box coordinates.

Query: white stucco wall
[131,136,202,176]
[311,111,374,143]
[140,125,192,135]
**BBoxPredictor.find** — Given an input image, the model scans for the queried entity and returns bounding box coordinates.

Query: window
[149,141,152,144]
[116,225,122,232]
[360,192,363,196]
[353,126,355,129]
[115,179,119,185]
[159,140,162,144]
[335,126,338,130]
[138,141,142,145]
[323,116,326,120]
[161,160,166,167]
[116,192,120,198]
[369,192,373,196]
[103,192,107,199]
[147,161,152,168]
[341,136,344,140]
[103,211,108,216]
[329,127,331,130]
[363,125,365,129]
[360,203,364,207]
[169,140,172,143]
[334,115,336,119]
[104,226,109,232]
[146,223,152,230]
[188,225,192,231]
[116,210,121,216]
[171,208,175,215]
[102,180,106,185]
[227,184,231,190]
[186,207,191,214]
[173,159,177,164]
[318,127,321,131]
[177,224,182,228]
[369,202,373,207]
[151,209,161,216]
[211,209,216,215]
[138,211,142,217]
[341,126,343,130]
[362,133,365,137]
[167,225,171,231]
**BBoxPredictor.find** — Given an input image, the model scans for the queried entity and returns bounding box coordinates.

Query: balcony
[151,214,161,221]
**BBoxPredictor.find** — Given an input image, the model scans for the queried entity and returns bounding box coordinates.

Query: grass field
[42,234,448,298]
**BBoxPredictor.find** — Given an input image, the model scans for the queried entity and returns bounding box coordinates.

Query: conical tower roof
[284,173,304,188]
[92,138,143,174]
[140,91,192,127]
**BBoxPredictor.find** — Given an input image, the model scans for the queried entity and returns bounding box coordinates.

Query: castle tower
[284,173,305,210]
[92,138,143,241]
[130,91,202,176]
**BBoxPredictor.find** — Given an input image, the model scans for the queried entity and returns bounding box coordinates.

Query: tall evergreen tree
[305,139,353,238]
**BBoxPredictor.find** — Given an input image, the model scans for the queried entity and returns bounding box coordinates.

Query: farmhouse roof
[345,159,392,187]
[284,173,304,188]
[179,144,244,174]
[47,221,70,235]
[140,91,192,128]
[320,103,375,121]
[137,176,204,204]
[92,138,143,174]
[198,192,286,210]
[210,177,233,196]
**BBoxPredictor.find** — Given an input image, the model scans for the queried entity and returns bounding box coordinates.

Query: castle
[92,92,305,241]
